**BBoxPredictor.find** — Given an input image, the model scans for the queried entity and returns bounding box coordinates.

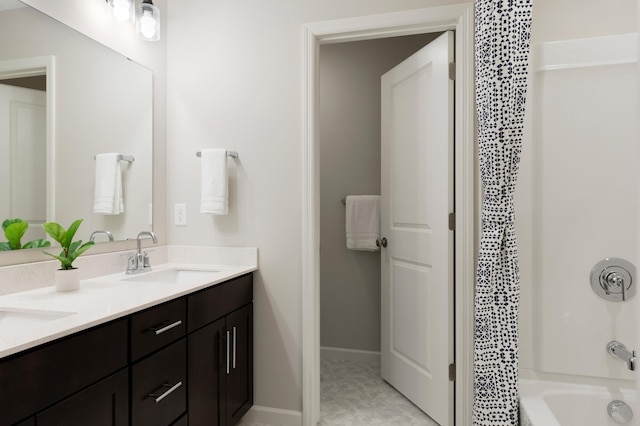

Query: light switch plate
[174,203,187,226]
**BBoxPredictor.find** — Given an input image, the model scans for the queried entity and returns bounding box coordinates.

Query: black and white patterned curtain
[473,1,532,425]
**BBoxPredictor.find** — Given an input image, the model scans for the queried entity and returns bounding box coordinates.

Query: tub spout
[607,341,636,371]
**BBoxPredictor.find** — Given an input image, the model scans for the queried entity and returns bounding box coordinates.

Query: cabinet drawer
[132,339,187,426]
[36,368,128,426]
[188,273,252,332]
[131,298,186,361]
[0,319,128,425]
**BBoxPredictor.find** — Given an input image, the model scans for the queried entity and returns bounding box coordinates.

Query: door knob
[376,237,388,248]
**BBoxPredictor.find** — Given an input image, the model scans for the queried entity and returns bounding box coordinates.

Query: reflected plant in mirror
[0,0,153,256]
[0,218,50,251]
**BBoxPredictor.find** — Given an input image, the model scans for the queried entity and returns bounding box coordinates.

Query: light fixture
[106,0,134,23]
[135,0,161,41]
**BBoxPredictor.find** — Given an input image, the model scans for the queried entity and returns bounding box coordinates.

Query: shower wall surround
[517,34,638,382]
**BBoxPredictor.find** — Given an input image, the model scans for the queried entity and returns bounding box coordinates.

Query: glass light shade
[106,0,134,23]
[136,0,161,41]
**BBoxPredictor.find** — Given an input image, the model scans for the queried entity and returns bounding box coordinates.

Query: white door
[0,83,47,240]
[380,31,454,426]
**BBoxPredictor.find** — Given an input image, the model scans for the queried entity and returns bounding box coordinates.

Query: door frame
[0,56,56,223]
[302,4,475,425]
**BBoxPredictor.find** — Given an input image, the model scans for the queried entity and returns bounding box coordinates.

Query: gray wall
[319,34,439,353]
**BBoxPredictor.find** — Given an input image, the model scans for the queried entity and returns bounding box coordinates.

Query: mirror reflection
[0,0,153,248]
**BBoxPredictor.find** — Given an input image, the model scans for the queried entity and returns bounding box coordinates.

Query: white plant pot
[55,268,80,292]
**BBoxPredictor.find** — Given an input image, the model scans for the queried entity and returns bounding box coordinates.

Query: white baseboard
[240,405,302,426]
[320,346,381,364]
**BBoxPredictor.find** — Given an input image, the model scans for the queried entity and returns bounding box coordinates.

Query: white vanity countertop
[0,262,257,359]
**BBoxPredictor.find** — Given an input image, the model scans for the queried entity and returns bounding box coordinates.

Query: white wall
[518,0,638,382]
[166,0,457,414]
[319,34,437,353]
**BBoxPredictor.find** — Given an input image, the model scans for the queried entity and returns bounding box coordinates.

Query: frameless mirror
[0,0,153,249]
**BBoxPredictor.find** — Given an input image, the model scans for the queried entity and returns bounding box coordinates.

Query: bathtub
[520,379,637,426]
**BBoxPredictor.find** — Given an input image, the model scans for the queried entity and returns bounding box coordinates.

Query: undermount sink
[122,268,222,284]
[0,308,75,332]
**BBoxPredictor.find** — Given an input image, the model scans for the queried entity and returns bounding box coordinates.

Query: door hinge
[448,212,455,231]
[449,363,456,381]
[448,62,456,80]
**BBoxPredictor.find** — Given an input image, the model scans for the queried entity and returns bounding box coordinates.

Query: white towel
[346,195,381,251]
[93,153,124,215]
[200,149,229,215]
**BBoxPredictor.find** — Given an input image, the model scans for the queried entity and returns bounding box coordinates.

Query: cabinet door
[226,304,253,426]
[188,317,226,426]
[36,368,128,426]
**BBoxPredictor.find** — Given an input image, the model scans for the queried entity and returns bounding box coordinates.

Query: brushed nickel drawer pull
[148,381,182,403]
[232,326,237,369]
[151,320,182,336]
[226,330,231,375]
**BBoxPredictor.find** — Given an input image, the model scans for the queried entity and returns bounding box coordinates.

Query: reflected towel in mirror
[93,153,124,215]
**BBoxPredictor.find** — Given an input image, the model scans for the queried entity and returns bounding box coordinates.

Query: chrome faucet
[126,231,158,274]
[90,230,114,242]
[607,341,636,371]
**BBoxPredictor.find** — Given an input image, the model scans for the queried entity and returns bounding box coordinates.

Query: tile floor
[238,358,439,426]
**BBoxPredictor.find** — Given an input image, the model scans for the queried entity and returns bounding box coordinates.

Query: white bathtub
[520,379,637,426]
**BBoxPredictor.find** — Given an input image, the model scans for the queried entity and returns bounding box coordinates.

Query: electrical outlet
[174,203,187,226]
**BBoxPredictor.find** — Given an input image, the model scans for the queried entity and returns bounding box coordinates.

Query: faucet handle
[143,252,151,268]
[127,254,138,271]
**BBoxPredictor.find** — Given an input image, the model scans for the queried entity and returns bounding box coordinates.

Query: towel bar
[93,154,134,163]
[196,150,239,159]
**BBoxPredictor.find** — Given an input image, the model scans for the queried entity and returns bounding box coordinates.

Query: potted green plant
[0,218,51,251]
[42,219,94,292]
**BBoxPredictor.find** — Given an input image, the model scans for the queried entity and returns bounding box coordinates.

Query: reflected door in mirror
[0,82,47,241]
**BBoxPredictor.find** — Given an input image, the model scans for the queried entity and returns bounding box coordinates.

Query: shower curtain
[473,1,532,425]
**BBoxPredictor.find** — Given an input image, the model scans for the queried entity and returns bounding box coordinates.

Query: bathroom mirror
[0,0,153,247]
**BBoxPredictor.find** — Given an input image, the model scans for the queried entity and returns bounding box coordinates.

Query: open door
[380,31,454,426]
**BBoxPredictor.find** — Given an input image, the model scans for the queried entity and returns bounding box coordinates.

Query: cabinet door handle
[150,320,182,336]
[148,381,182,403]
[233,326,237,369]
[226,330,231,375]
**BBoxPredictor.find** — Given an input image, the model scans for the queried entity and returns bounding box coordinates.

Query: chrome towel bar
[196,150,239,159]
[93,154,134,163]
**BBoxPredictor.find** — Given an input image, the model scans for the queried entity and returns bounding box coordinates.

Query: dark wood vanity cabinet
[224,303,253,425]
[130,297,188,425]
[188,317,227,424]
[188,273,253,426]
[0,319,128,426]
[132,339,187,425]
[36,368,129,426]
[1,272,253,426]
